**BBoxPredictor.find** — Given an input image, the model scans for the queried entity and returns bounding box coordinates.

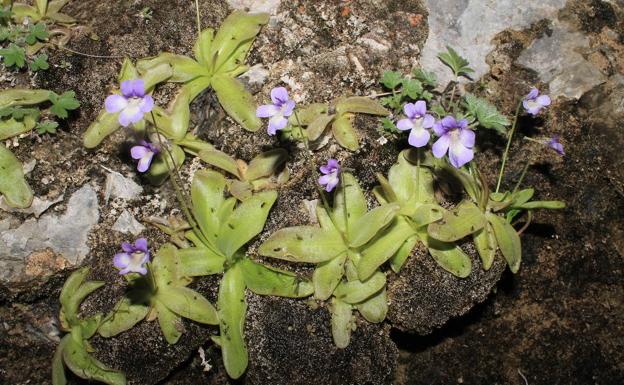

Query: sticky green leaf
[151,244,180,288]
[245,149,288,181]
[428,200,486,242]
[0,145,33,208]
[192,170,227,245]
[62,329,126,385]
[389,234,419,273]
[52,335,68,385]
[330,297,353,348]
[229,179,253,201]
[335,96,389,116]
[357,217,414,280]
[289,103,328,126]
[241,258,313,298]
[136,53,204,83]
[83,111,120,148]
[0,89,50,107]
[487,213,521,273]
[198,149,241,178]
[259,226,346,263]
[410,203,445,227]
[348,203,399,248]
[313,253,346,301]
[334,271,386,304]
[355,287,387,323]
[193,28,215,66]
[331,114,359,151]
[98,297,149,337]
[218,262,248,379]
[211,73,261,131]
[426,236,472,278]
[154,299,183,344]
[331,172,368,234]
[216,190,276,258]
[177,247,225,276]
[157,286,218,324]
[513,200,566,210]
[209,11,269,72]
[473,223,497,270]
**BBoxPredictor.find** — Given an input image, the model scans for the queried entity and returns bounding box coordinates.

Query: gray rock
[518,20,606,99]
[0,185,99,283]
[226,0,281,14]
[0,193,64,218]
[421,0,566,86]
[112,209,146,236]
[104,169,143,203]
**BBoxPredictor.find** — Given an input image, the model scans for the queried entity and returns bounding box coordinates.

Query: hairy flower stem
[495,101,523,193]
[194,0,202,39]
[292,110,332,215]
[512,160,531,194]
[149,112,207,247]
[415,147,420,201]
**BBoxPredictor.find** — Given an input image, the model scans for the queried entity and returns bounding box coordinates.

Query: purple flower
[397,101,435,147]
[523,87,551,116]
[319,159,340,192]
[113,238,150,275]
[546,136,564,156]
[432,116,475,169]
[105,79,154,127]
[130,140,159,173]
[256,87,296,135]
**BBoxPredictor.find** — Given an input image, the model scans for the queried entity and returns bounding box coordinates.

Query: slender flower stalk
[495,101,523,193]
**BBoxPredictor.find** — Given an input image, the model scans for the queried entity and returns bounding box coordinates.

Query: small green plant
[0,7,49,71]
[52,268,126,385]
[10,0,75,24]
[198,148,289,200]
[259,172,409,347]
[0,88,79,208]
[288,96,389,151]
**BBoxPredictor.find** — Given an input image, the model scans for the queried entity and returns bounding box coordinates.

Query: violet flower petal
[397,118,414,131]
[113,253,131,269]
[135,238,148,252]
[121,242,133,253]
[459,129,475,148]
[432,134,450,158]
[282,100,296,117]
[120,80,135,98]
[139,95,154,113]
[105,94,128,113]
[526,87,539,100]
[408,128,430,148]
[403,103,418,119]
[536,94,551,107]
[422,114,435,129]
[267,116,288,135]
[131,145,149,160]
[271,87,289,105]
[413,100,427,116]
[131,80,146,97]
[137,152,154,173]
[256,104,278,118]
[448,142,474,169]
[432,121,447,136]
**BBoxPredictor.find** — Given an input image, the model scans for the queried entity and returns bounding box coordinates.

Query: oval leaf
[313,253,347,301]
[241,258,313,298]
[355,287,387,323]
[198,149,241,178]
[218,262,248,379]
[154,299,183,344]
[98,297,149,338]
[259,226,346,263]
[330,297,353,349]
[348,203,400,248]
[487,213,522,273]
[426,235,472,278]
[428,200,486,242]
[211,74,261,132]
[191,170,227,245]
[473,223,497,270]
[331,114,359,151]
[334,271,386,304]
[389,234,419,273]
[331,172,368,234]
[217,190,277,258]
[62,331,126,385]
[0,146,33,208]
[177,247,225,276]
[157,286,218,325]
[335,96,389,116]
[244,149,288,182]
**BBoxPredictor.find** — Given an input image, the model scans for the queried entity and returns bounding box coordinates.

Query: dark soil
[1,0,623,385]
